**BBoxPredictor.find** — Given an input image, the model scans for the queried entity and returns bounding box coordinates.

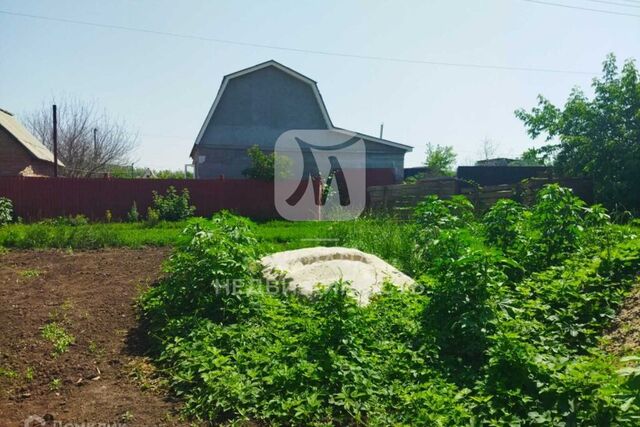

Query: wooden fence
[367,177,593,215]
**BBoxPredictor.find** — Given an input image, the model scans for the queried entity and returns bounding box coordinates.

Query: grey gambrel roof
[191,60,413,156]
[0,108,64,166]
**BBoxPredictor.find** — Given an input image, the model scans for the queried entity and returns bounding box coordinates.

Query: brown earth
[605,283,640,355]
[0,248,192,427]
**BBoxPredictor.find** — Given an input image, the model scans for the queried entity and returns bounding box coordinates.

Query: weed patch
[41,322,75,355]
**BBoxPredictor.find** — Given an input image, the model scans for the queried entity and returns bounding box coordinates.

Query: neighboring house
[190,60,412,183]
[0,108,64,177]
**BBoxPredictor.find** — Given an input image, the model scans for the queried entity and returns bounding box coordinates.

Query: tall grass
[0,222,187,249]
[328,216,418,274]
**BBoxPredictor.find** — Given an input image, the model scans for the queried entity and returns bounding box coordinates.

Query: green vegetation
[24,367,34,381]
[49,378,61,391]
[138,188,640,425]
[242,144,292,181]
[517,54,640,211]
[108,164,193,179]
[0,367,17,379]
[126,201,140,222]
[424,142,457,176]
[0,217,339,251]
[151,186,195,221]
[19,269,41,278]
[41,322,75,355]
[0,221,188,249]
[0,197,13,226]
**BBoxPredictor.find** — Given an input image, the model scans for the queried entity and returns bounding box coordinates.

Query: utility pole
[52,104,58,178]
[93,128,98,156]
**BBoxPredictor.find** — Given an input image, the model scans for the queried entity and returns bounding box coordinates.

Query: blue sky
[1,0,639,169]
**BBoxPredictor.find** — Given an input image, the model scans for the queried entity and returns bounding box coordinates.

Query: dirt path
[0,248,189,427]
[605,283,640,355]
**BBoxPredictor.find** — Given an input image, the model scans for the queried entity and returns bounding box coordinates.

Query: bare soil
[0,248,190,427]
[605,283,640,355]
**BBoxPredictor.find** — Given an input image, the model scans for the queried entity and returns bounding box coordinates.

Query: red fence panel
[0,168,398,222]
[0,177,280,221]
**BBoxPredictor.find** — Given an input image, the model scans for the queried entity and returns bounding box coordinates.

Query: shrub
[414,195,473,231]
[67,214,89,226]
[483,199,526,251]
[530,184,586,262]
[422,250,506,371]
[140,212,259,328]
[413,195,481,274]
[38,214,89,227]
[151,186,195,221]
[242,145,274,181]
[137,195,640,425]
[145,207,160,227]
[0,197,13,226]
[126,202,140,222]
[242,145,291,181]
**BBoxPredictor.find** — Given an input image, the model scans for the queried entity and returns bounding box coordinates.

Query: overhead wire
[0,9,598,75]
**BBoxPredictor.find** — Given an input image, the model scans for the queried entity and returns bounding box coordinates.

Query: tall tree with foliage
[424,143,457,176]
[516,54,640,210]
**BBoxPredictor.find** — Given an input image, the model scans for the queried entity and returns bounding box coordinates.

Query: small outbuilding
[0,108,64,177]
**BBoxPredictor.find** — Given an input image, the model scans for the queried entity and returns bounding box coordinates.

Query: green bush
[422,251,506,372]
[38,214,89,227]
[242,144,292,181]
[137,194,640,425]
[414,195,474,231]
[126,201,140,222]
[483,199,526,251]
[530,184,586,262]
[151,186,195,221]
[145,207,160,227]
[0,197,13,226]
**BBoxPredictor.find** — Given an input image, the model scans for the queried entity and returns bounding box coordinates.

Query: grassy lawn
[0,221,188,249]
[0,218,342,254]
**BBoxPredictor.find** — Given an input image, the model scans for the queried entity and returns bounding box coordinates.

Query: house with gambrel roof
[190,60,412,184]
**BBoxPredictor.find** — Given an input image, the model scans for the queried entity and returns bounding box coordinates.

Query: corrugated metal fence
[0,177,282,221]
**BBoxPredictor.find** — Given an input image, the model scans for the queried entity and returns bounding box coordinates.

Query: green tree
[510,148,547,166]
[242,145,291,181]
[424,143,457,176]
[516,54,640,210]
[154,169,194,179]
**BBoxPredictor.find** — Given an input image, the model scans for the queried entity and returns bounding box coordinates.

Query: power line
[0,9,597,75]
[582,0,640,8]
[522,0,640,17]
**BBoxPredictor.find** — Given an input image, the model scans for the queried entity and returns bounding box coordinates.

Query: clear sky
[1,0,639,170]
